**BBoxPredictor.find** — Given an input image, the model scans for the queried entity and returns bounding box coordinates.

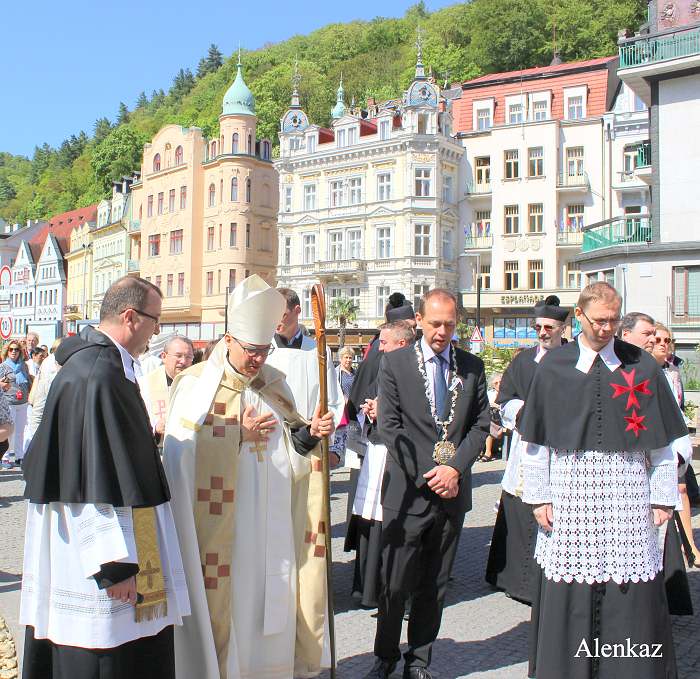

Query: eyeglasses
[165,352,194,361]
[121,308,160,324]
[532,323,560,333]
[7,347,20,352]
[233,337,274,358]
[655,336,672,345]
[579,309,621,330]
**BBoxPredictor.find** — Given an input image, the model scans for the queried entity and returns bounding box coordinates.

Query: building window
[206,271,214,296]
[307,135,316,153]
[376,227,391,259]
[207,226,215,251]
[262,141,270,160]
[284,186,292,213]
[476,108,491,130]
[528,147,544,177]
[232,133,239,154]
[377,173,391,201]
[376,286,390,318]
[528,203,543,233]
[229,223,237,247]
[566,261,581,289]
[348,286,360,309]
[246,224,251,249]
[168,189,175,213]
[174,146,183,165]
[210,141,217,158]
[566,147,584,177]
[443,175,453,203]
[302,289,311,318]
[442,228,453,260]
[330,180,344,207]
[247,134,252,155]
[475,157,490,187]
[303,234,316,264]
[153,153,161,172]
[673,266,700,317]
[567,95,584,120]
[348,229,362,259]
[480,264,491,290]
[533,100,548,121]
[245,178,251,203]
[504,261,519,290]
[504,150,519,179]
[414,224,431,256]
[147,195,153,217]
[623,145,638,173]
[494,317,537,340]
[231,177,239,202]
[304,184,316,210]
[379,119,391,140]
[228,269,236,291]
[415,168,431,197]
[336,129,346,148]
[166,274,173,297]
[413,284,430,310]
[208,184,216,207]
[170,229,183,255]
[348,127,357,145]
[566,204,584,231]
[157,192,164,215]
[475,209,491,236]
[528,260,544,289]
[154,275,162,291]
[178,272,185,296]
[508,103,523,125]
[180,186,187,209]
[148,234,160,257]
[289,137,301,151]
[329,231,344,260]
[349,177,362,205]
[504,205,520,235]
[417,113,429,134]
[283,237,291,265]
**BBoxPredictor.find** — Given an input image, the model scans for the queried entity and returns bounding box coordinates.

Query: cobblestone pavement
[2,462,700,678]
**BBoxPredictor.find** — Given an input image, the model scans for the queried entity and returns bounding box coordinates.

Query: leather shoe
[403,668,433,679]
[363,658,397,678]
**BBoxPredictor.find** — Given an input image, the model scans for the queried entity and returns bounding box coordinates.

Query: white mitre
[227,274,286,345]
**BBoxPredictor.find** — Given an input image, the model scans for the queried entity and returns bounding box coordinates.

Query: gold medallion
[433,440,456,464]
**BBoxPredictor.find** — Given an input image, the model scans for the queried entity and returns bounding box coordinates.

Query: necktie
[432,354,448,419]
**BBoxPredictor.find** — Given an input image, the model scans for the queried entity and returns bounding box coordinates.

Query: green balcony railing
[129,219,141,232]
[582,216,652,252]
[465,180,491,195]
[619,27,700,69]
[636,141,651,168]
[464,235,493,249]
[127,259,140,272]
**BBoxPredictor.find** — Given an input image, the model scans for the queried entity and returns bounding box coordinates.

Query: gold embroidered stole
[145,366,170,428]
[133,507,168,622]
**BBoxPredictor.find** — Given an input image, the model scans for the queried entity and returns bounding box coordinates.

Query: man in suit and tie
[364,288,491,679]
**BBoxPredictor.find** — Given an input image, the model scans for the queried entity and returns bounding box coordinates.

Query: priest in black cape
[20,276,189,679]
[485,295,568,605]
[520,282,686,679]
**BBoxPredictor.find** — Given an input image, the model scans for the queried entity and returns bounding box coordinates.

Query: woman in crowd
[330,346,356,465]
[479,372,503,462]
[1,341,31,466]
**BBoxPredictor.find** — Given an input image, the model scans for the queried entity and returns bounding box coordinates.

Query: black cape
[23,326,170,508]
[519,338,688,452]
[496,346,539,405]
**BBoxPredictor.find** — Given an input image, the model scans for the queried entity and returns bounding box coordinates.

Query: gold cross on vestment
[251,440,265,462]
[140,559,159,589]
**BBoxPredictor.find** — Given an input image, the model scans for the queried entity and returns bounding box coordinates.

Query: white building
[275,50,463,327]
[33,233,67,343]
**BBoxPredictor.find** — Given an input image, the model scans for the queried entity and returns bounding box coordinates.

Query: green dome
[331,78,345,119]
[223,59,255,116]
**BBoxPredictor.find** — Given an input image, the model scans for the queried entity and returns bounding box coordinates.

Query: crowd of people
[2,274,698,679]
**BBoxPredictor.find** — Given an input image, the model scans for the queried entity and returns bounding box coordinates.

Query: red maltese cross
[624,409,647,437]
[610,369,652,410]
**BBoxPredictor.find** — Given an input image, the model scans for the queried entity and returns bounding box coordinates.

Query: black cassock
[485,347,540,605]
[22,326,173,679]
[519,338,688,679]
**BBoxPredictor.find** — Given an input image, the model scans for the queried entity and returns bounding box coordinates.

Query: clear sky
[2,0,455,158]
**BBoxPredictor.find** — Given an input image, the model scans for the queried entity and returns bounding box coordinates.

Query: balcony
[465,180,492,198]
[581,216,652,253]
[636,141,651,168]
[668,296,700,328]
[315,260,365,280]
[127,259,140,272]
[556,171,589,190]
[129,219,141,232]
[64,304,82,320]
[556,229,584,246]
[464,235,493,250]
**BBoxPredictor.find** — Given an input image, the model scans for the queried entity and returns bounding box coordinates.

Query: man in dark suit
[364,289,491,679]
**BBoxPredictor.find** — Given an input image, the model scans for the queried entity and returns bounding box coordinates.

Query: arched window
[262,141,270,160]
[153,153,161,172]
[245,178,251,203]
[174,145,183,165]
[208,183,216,207]
[232,133,239,154]
[247,134,252,155]
[231,177,238,202]
[211,141,217,158]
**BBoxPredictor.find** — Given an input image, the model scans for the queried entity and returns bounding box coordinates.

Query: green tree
[170,68,195,101]
[0,176,16,202]
[91,126,146,194]
[328,297,359,349]
[136,91,148,108]
[197,44,224,78]
[93,117,113,144]
[117,102,130,125]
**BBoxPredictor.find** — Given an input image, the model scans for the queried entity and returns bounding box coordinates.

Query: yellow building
[64,221,95,330]
[129,55,278,340]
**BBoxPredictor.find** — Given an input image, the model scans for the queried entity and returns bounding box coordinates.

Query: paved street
[2,461,700,678]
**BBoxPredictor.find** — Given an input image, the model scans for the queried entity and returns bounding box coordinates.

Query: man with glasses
[21,276,190,679]
[163,275,335,679]
[485,295,568,605]
[519,282,687,679]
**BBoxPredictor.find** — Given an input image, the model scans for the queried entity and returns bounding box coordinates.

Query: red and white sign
[0,266,11,289]
[0,317,12,340]
[470,325,484,355]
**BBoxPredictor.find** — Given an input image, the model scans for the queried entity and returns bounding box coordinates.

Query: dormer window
[306,134,316,154]
[348,127,358,145]
[337,129,346,148]
[379,119,391,140]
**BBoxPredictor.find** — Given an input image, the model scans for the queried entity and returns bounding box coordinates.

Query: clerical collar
[534,345,548,363]
[166,373,174,387]
[420,336,451,365]
[575,335,621,374]
[274,327,304,349]
[98,329,140,383]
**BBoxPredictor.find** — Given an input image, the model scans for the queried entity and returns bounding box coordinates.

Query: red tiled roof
[318,128,335,144]
[27,204,98,267]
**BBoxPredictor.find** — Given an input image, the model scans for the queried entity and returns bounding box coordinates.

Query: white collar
[575,335,621,374]
[99,329,140,383]
[534,345,548,364]
[420,336,450,364]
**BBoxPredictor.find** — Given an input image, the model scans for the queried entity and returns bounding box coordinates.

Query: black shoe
[403,668,433,679]
[363,658,397,679]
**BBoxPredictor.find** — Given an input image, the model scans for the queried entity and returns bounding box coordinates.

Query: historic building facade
[274,51,463,328]
[129,56,278,340]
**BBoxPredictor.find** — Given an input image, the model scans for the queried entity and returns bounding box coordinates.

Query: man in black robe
[485,295,567,605]
[20,276,189,679]
[520,282,687,679]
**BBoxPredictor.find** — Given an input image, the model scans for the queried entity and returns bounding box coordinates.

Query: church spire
[414,27,426,80]
[290,58,301,108]
[331,74,346,119]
